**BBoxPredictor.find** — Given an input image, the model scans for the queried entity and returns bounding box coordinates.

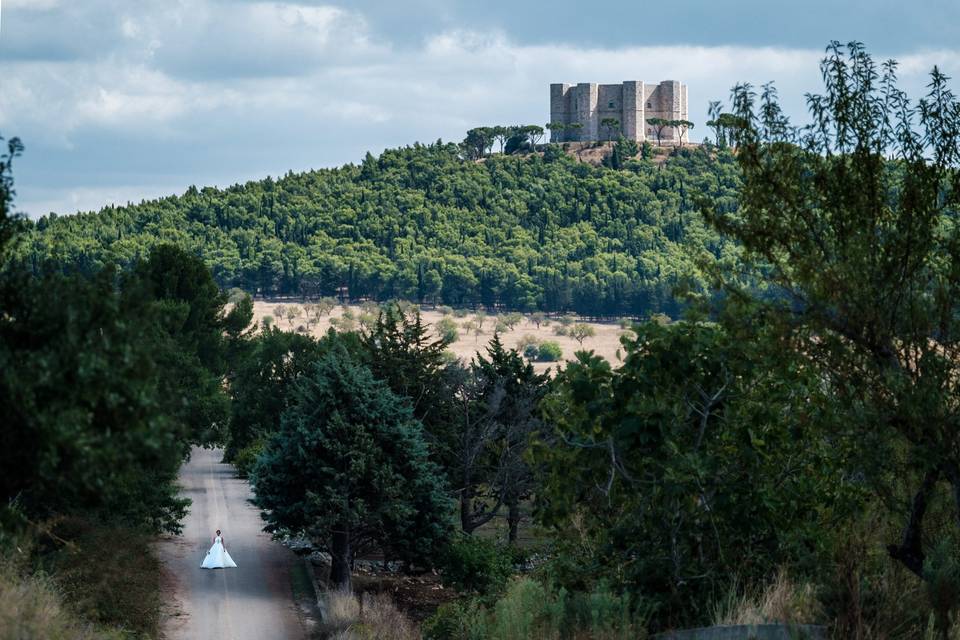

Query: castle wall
[549,83,571,142]
[548,80,687,144]
[575,83,599,142]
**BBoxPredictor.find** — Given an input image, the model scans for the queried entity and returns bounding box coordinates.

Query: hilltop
[18,142,742,317]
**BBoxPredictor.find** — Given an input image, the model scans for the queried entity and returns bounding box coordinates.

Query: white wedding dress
[201,535,237,569]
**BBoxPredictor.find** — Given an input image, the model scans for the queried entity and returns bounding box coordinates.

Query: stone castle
[549,80,688,143]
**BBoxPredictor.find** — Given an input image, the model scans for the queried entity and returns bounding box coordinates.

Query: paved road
[158,447,306,640]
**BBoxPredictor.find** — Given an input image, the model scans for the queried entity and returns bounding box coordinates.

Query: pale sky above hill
[0,0,958,218]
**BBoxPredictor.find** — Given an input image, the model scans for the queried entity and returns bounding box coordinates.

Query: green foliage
[702,42,960,584]
[20,142,743,318]
[231,438,266,479]
[423,578,648,640]
[0,265,190,533]
[569,322,596,345]
[436,316,460,344]
[251,346,450,588]
[604,136,639,170]
[438,535,513,597]
[924,541,960,639]
[537,341,562,361]
[534,321,860,627]
[423,599,488,640]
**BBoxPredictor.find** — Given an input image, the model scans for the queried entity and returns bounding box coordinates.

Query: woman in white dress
[201,529,237,569]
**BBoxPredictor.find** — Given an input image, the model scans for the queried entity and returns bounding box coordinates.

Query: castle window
[608,101,615,108]
[646,102,652,109]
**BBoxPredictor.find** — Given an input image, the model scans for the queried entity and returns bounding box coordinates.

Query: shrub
[538,342,563,362]
[424,578,648,640]
[454,308,469,318]
[423,599,487,640]
[232,438,265,479]
[437,305,454,316]
[438,536,512,597]
[516,334,540,351]
[553,325,567,336]
[523,344,540,361]
[436,317,460,344]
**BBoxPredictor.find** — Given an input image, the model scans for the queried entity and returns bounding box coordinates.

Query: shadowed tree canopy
[251,345,450,591]
[701,41,960,581]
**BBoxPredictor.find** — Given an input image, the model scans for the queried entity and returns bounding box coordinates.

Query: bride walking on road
[201,529,237,569]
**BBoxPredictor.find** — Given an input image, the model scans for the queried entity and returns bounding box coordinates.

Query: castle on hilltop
[549,80,688,144]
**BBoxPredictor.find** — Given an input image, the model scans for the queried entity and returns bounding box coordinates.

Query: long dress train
[201,535,237,569]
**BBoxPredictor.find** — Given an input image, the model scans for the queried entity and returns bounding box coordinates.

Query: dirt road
[158,447,306,640]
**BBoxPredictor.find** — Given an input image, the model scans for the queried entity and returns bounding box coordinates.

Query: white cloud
[1,2,958,217]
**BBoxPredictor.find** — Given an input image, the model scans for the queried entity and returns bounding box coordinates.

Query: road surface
[158,447,306,640]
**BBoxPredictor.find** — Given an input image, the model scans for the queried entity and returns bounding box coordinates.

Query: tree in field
[600,117,620,141]
[701,41,960,602]
[273,304,285,320]
[646,117,670,146]
[672,119,694,147]
[436,316,459,344]
[284,305,301,327]
[530,312,545,329]
[569,322,596,345]
[252,347,450,591]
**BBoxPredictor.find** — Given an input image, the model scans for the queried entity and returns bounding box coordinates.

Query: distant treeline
[16,142,743,317]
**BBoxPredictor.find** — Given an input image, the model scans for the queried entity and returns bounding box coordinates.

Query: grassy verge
[0,558,125,640]
[26,517,164,639]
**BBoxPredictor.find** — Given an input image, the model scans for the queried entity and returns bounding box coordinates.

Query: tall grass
[321,589,420,640]
[423,577,648,640]
[0,559,124,640]
[711,570,822,626]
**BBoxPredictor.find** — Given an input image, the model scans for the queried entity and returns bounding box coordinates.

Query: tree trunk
[507,500,521,545]
[460,485,477,535]
[329,527,352,591]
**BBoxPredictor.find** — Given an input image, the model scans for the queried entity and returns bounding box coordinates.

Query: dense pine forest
[17,143,742,317]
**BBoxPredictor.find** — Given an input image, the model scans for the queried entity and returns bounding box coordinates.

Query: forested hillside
[18,143,742,317]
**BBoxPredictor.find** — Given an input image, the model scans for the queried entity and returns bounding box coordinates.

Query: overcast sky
[1,0,958,218]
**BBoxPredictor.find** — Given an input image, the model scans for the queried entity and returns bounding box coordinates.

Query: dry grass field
[251,301,633,373]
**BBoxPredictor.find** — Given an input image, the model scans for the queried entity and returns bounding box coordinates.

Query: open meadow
[252,300,635,373]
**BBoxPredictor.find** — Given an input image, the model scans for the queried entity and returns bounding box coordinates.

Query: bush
[232,438,265,478]
[436,317,460,344]
[423,578,648,640]
[423,599,487,640]
[537,341,563,362]
[523,344,540,361]
[438,536,513,597]
[553,325,567,336]
[437,305,454,316]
